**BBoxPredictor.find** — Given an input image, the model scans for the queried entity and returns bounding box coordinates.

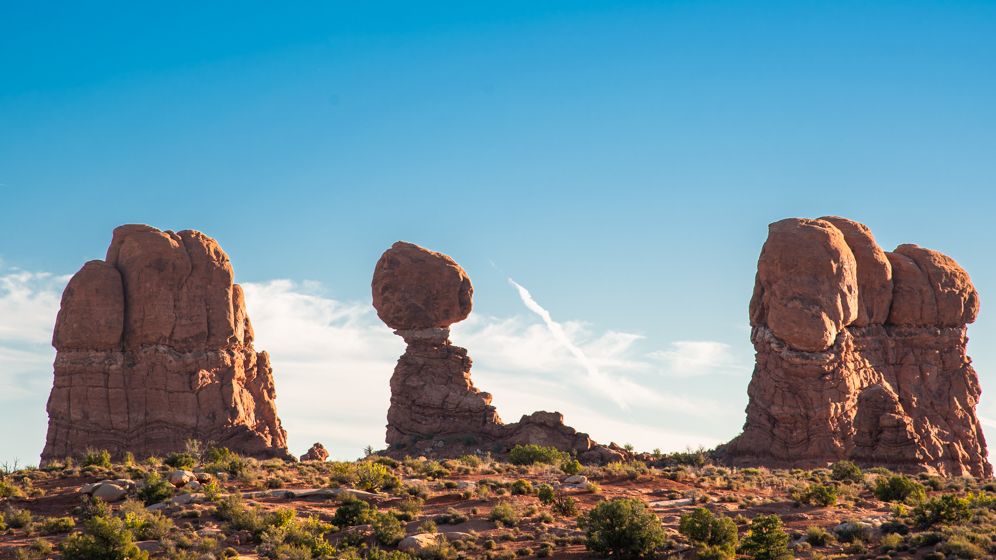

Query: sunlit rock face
[723,217,989,477]
[42,225,292,463]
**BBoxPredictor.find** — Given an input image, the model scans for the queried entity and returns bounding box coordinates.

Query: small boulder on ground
[398,534,443,552]
[169,470,196,487]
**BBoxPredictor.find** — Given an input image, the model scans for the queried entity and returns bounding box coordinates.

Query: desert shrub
[879,533,902,552]
[736,514,791,560]
[835,522,872,543]
[77,496,110,520]
[41,516,75,534]
[266,478,286,489]
[805,526,834,547]
[413,536,456,560]
[551,493,578,517]
[373,512,404,546]
[577,498,668,559]
[357,462,400,492]
[830,461,863,483]
[333,494,375,528]
[123,510,175,541]
[935,536,987,559]
[797,484,837,507]
[913,494,972,527]
[670,446,708,467]
[561,460,583,475]
[586,482,602,494]
[679,508,738,559]
[399,497,424,517]
[508,445,569,466]
[60,516,148,560]
[137,472,174,506]
[81,449,112,469]
[489,502,520,527]
[4,507,32,528]
[456,455,482,468]
[164,453,196,470]
[0,481,24,498]
[880,520,909,535]
[874,476,926,503]
[538,484,555,505]
[510,479,533,496]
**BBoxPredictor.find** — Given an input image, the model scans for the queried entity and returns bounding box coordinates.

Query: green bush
[81,449,112,469]
[561,460,583,475]
[830,461,863,483]
[333,494,375,528]
[41,516,75,534]
[164,453,196,470]
[802,484,838,507]
[804,526,834,547]
[913,494,971,527]
[78,496,110,520]
[874,476,926,503]
[205,447,235,464]
[137,472,173,506]
[577,498,668,559]
[489,502,520,527]
[736,514,791,560]
[510,479,533,495]
[679,508,737,559]
[508,445,569,466]
[373,512,405,546]
[4,507,32,529]
[936,536,986,560]
[537,484,555,505]
[59,516,148,560]
[357,462,400,492]
[0,481,24,498]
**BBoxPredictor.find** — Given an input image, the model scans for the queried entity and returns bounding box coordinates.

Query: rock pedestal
[722,217,989,476]
[373,241,596,456]
[42,225,292,463]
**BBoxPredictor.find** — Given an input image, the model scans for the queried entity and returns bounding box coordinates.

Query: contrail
[508,278,629,409]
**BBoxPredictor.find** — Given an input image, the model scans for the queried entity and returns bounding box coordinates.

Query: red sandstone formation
[373,242,601,458]
[300,443,330,462]
[723,217,989,476]
[42,225,292,463]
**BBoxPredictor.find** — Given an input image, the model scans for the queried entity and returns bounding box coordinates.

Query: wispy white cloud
[648,341,751,376]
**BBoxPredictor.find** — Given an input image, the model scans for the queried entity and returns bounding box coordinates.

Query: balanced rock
[724,217,989,476]
[374,242,593,456]
[42,224,292,463]
[372,241,473,330]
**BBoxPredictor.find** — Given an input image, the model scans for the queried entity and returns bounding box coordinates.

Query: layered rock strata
[373,242,595,456]
[42,225,292,463]
[723,217,989,476]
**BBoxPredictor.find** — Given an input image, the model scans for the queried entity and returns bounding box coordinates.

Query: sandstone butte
[720,216,989,476]
[42,224,292,463]
[372,241,633,464]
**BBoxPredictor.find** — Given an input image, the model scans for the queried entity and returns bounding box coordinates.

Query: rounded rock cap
[372,241,473,330]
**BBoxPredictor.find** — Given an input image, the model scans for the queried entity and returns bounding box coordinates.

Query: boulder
[894,244,979,326]
[885,252,937,326]
[372,241,473,330]
[92,483,128,502]
[750,218,858,352]
[300,443,329,462]
[819,216,893,326]
[170,471,196,487]
[398,534,444,553]
[723,217,989,477]
[563,475,587,484]
[41,224,292,463]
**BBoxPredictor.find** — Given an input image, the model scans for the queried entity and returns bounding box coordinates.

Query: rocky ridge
[722,217,989,476]
[42,224,292,463]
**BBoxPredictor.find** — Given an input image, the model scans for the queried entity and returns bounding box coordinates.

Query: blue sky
[1,1,994,465]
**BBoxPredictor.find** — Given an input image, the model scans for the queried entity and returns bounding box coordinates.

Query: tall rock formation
[42,225,292,463]
[723,217,989,476]
[373,242,594,456]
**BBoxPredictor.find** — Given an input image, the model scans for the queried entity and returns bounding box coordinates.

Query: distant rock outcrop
[373,242,600,458]
[42,225,292,463]
[722,217,989,476]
